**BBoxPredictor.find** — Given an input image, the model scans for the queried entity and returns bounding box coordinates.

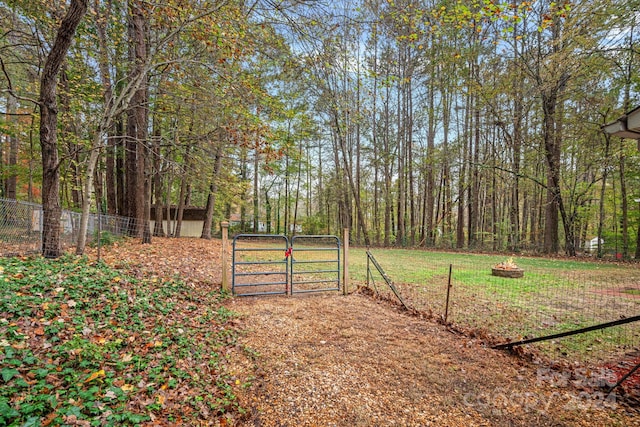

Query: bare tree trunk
[329,126,349,233]
[94,0,117,215]
[284,136,290,234]
[152,145,165,236]
[383,80,392,246]
[76,136,101,254]
[265,189,271,233]
[142,147,152,244]
[424,82,436,246]
[165,172,174,236]
[396,76,405,246]
[5,93,17,200]
[149,108,164,237]
[537,11,572,255]
[125,0,148,238]
[491,137,498,251]
[623,23,640,259]
[201,144,223,239]
[94,159,103,214]
[40,0,88,258]
[619,139,629,258]
[331,109,370,246]
[317,144,324,223]
[521,192,529,248]
[59,69,83,209]
[292,143,303,237]
[240,148,248,232]
[253,136,260,232]
[74,12,113,255]
[456,98,468,249]
[509,15,523,252]
[542,87,561,254]
[470,89,480,248]
[115,123,125,215]
[105,131,117,214]
[125,116,137,230]
[4,9,19,200]
[541,82,575,256]
[174,144,191,238]
[372,74,381,245]
[442,89,452,241]
[407,69,416,246]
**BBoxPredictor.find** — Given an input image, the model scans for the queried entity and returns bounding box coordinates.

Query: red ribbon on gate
[284,248,292,258]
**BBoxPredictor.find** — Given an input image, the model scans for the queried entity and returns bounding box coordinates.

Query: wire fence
[360,249,640,365]
[4,198,639,367]
[0,198,137,256]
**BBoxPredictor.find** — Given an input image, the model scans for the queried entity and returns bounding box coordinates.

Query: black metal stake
[366,252,370,288]
[608,362,640,395]
[493,314,640,350]
[444,264,452,323]
[366,251,408,310]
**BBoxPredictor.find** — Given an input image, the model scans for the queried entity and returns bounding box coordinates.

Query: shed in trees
[150,206,206,237]
[584,237,604,253]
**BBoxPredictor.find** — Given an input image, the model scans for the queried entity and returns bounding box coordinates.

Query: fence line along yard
[3,197,639,366]
[359,248,640,365]
[0,198,134,256]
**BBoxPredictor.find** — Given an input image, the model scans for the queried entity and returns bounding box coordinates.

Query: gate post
[343,228,349,295]
[221,221,230,292]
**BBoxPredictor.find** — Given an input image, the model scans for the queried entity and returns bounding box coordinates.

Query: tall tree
[40,0,88,258]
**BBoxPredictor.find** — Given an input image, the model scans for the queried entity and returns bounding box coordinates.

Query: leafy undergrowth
[0,255,244,426]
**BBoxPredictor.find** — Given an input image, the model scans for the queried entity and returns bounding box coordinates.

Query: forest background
[1,0,640,258]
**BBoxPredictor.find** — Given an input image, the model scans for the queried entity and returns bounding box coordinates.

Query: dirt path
[96,238,638,426]
[228,293,638,426]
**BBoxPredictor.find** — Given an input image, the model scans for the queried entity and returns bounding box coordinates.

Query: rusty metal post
[343,228,349,295]
[221,221,230,292]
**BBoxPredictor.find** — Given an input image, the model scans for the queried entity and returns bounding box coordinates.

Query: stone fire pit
[492,258,524,278]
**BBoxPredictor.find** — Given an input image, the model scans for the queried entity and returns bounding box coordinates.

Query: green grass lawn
[348,248,640,361]
[348,248,629,285]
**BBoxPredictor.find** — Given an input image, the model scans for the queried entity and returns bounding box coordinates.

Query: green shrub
[91,230,122,247]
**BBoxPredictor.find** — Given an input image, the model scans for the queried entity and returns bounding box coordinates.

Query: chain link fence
[0,198,136,256]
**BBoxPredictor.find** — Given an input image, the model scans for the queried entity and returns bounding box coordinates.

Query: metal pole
[343,228,349,295]
[444,264,453,323]
[493,314,640,350]
[221,221,230,292]
[366,250,408,309]
[97,200,102,262]
[608,362,640,395]
[366,251,370,288]
[287,237,291,296]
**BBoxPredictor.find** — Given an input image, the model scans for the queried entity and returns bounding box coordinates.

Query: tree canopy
[1,0,640,257]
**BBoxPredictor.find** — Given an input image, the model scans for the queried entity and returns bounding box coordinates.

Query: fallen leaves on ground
[227,293,640,426]
[3,236,639,426]
[0,237,241,426]
[95,237,225,287]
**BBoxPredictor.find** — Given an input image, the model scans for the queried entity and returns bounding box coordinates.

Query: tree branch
[0,55,40,106]
[471,162,548,191]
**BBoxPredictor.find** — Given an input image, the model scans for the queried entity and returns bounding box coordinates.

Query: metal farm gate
[232,234,289,296]
[232,234,341,296]
[291,235,341,294]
